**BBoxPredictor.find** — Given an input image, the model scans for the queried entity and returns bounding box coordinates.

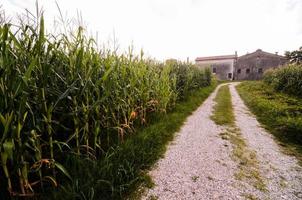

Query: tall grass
[0,11,211,198]
[263,64,302,97]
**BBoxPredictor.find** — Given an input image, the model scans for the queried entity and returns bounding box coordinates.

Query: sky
[1,0,302,61]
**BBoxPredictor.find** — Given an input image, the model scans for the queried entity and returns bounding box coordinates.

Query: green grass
[236,81,302,164]
[211,85,235,125]
[211,84,266,192]
[48,83,217,200]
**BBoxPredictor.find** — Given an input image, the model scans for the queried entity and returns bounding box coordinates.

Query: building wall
[235,50,287,80]
[196,59,235,80]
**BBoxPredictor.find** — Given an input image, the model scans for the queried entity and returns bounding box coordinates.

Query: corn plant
[0,9,211,198]
[263,64,302,97]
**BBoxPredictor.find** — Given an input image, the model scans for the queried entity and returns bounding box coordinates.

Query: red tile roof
[195,55,236,61]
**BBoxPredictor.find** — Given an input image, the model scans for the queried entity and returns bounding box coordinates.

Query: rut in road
[142,83,302,200]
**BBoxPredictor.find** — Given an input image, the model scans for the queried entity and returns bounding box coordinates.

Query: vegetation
[285,46,302,64]
[236,81,302,163]
[0,9,213,199]
[50,84,216,200]
[212,84,266,192]
[263,64,302,97]
[211,85,234,125]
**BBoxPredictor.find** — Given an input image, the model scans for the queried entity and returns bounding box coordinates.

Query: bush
[237,81,302,145]
[263,64,302,97]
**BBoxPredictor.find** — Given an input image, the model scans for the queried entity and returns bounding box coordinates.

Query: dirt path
[142,83,302,200]
[229,83,302,199]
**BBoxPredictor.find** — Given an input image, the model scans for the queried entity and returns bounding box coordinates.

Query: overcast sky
[2,0,302,61]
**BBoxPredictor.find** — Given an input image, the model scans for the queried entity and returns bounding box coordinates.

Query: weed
[191,176,199,182]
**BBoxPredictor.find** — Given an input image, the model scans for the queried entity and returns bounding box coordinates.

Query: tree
[285,46,302,64]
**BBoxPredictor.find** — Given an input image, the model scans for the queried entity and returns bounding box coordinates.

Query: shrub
[263,64,302,97]
[237,81,302,144]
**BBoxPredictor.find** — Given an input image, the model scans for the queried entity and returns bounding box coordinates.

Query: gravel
[141,83,302,200]
[230,83,302,200]
[142,84,243,200]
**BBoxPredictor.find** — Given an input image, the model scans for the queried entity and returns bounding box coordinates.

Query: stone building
[195,49,287,80]
[235,49,287,80]
[195,54,237,80]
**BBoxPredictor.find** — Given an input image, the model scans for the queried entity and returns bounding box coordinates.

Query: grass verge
[212,84,266,193]
[236,81,302,164]
[48,83,217,200]
[211,85,235,125]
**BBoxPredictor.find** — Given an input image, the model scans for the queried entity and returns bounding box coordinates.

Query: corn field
[263,64,302,97]
[0,13,211,198]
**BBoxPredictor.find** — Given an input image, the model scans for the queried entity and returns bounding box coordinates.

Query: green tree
[285,46,302,64]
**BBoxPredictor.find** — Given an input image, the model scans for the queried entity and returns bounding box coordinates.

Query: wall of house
[235,51,287,80]
[196,59,234,80]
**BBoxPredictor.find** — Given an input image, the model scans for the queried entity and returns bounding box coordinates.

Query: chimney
[187,57,189,63]
[275,52,278,55]
[235,51,238,57]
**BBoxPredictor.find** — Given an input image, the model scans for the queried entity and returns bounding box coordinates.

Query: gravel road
[142,83,302,200]
[230,83,302,200]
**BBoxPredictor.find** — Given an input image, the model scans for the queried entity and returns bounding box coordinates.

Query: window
[237,69,241,74]
[246,68,250,74]
[213,67,216,73]
[258,68,263,73]
[228,73,232,79]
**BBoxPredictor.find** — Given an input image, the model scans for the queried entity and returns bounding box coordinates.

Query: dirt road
[142,83,302,200]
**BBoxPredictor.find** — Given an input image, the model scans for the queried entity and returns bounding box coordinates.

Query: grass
[243,193,260,200]
[227,127,267,192]
[48,83,217,200]
[236,81,302,164]
[211,84,267,193]
[211,85,235,125]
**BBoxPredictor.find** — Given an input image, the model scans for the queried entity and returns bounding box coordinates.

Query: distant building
[195,54,237,80]
[235,49,287,80]
[195,49,287,80]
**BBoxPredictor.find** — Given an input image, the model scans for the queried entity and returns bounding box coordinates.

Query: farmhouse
[195,54,237,80]
[195,49,287,80]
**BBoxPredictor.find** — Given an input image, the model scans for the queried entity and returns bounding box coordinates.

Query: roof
[195,55,237,62]
[238,49,286,60]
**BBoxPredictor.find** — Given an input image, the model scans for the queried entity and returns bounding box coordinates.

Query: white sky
[2,0,302,61]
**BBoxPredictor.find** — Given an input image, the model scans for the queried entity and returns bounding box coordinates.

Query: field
[2,5,302,199]
[0,13,215,199]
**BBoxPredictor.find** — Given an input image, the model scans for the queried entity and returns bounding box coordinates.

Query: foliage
[0,12,212,199]
[49,84,216,200]
[263,64,302,97]
[167,60,212,100]
[236,81,302,161]
[285,46,302,64]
